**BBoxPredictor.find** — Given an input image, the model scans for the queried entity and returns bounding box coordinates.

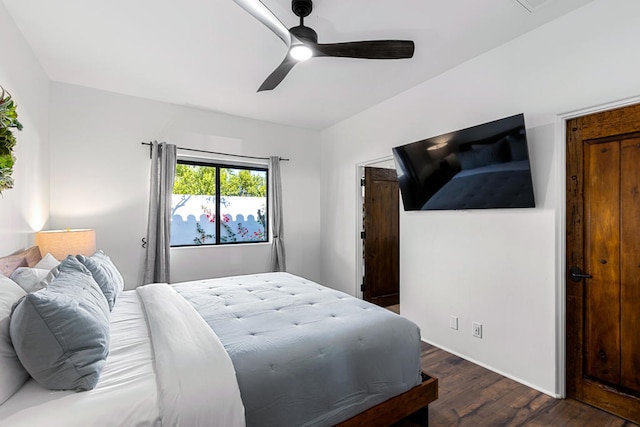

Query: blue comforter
[174,272,422,427]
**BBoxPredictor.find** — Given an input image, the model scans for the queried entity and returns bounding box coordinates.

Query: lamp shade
[35,229,96,260]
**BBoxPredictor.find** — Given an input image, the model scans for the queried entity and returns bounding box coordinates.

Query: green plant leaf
[0,167,14,193]
[0,128,17,152]
[0,85,22,194]
[0,87,23,130]
[0,153,14,169]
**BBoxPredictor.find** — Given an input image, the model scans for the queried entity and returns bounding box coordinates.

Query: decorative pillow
[10,256,110,391]
[10,267,50,292]
[457,138,510,170]
[38,264,61,289]
[76,251,124,311]
[34,253,60,270]
[0,275,29,405]
[506,133,529,161]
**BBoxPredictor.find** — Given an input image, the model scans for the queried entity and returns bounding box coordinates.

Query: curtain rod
[141,142,289,162]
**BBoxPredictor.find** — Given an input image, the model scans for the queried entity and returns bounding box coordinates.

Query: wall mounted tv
[392,113,535,211]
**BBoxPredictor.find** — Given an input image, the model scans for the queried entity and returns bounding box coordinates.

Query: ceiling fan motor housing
[292,0,312,18]
[290,25,318,43]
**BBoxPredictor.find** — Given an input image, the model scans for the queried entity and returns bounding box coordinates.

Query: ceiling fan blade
[232,0,292,47]
[258,55,298,92]
[314,40,415,59]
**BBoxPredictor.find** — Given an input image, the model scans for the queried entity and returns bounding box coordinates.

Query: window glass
[219,168,268,243]
[171,161,268,246]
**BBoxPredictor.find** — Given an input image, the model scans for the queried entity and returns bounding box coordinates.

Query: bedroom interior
[1,0,640,425]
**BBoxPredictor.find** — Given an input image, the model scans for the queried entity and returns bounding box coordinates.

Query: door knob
[569,266,592,282]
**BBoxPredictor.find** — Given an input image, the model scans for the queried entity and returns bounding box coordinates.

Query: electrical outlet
[450,316,458,330]
[472,322,482,338]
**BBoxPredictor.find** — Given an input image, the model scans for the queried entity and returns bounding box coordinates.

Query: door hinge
[361,283,366,292]
[360,231,365,239]
[360,178,365,187]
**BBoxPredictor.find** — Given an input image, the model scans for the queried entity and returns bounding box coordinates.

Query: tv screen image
[392,113,535,211]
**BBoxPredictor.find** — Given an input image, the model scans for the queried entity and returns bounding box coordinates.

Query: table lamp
[35,229,96,260]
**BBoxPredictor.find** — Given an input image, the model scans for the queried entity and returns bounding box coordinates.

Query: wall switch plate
[450,316,458,330]
[472,322,482,338]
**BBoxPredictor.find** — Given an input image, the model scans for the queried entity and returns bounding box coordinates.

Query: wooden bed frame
[337,372,438,426]
[1,246,438,426]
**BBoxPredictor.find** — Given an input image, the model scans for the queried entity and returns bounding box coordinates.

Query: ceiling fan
[232,0,415,91]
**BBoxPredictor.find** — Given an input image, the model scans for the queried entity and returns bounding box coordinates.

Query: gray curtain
[269,156,286,272]
[143,141,177,284]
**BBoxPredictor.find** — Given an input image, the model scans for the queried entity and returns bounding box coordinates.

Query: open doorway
[355,157,400,312]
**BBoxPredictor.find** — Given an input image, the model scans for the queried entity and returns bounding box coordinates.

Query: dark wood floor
[398,341,639,427]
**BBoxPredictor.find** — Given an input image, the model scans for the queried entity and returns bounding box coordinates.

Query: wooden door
[362,167,399,307]
[566,103,640,423]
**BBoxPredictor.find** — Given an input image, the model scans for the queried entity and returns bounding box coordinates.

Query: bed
[422,160,535,210]
[0,246,438,426]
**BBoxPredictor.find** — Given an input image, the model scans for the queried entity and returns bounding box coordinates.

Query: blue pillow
[76,251,124,311]
[10,256,110,391]
[506,133,529,161]
[457,138,509,170]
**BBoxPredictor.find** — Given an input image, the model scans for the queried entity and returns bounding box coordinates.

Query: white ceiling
[3,0,594,130]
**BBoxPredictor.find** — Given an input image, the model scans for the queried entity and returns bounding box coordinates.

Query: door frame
[355,155,396,299]
[556,95,640,398]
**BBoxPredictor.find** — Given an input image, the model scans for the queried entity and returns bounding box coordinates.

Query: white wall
[320,0,640,396]
[49,83,321,289]
[0,2,50,256]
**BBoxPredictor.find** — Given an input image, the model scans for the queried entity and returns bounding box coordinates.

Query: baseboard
[422,339,561,399]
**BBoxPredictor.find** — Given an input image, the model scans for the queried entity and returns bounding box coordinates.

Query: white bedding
[137,283,244,427]
[0,291,160,426]
[0,286,245,427]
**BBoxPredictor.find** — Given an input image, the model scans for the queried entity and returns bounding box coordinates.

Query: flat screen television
[392,113,535,211]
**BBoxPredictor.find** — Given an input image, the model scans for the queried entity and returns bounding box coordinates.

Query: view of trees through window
[170,161,268,246]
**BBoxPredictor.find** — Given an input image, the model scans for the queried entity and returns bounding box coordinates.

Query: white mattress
[0,291,161,427]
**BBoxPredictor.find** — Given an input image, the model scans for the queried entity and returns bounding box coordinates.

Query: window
[170,160,268,246]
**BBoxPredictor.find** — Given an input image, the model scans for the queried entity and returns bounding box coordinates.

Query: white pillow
[0,274,29,405]
[10,267,50,292]
[34,253,60,270]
